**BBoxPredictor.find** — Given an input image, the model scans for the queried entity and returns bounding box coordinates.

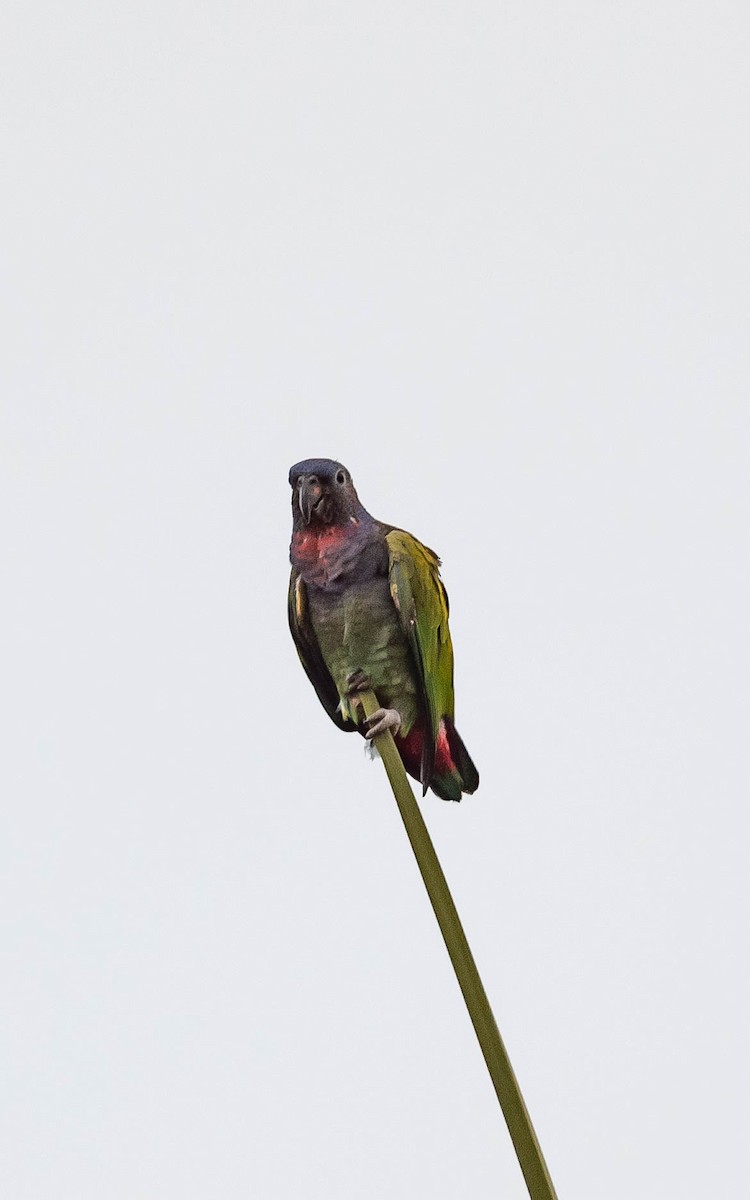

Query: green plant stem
[360,689,558,1200]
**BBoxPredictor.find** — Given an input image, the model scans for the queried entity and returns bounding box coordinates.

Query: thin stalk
[360,689,558,1200]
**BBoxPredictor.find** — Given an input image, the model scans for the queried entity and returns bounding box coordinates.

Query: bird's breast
[308,578,419,729]
[290,521,386,590]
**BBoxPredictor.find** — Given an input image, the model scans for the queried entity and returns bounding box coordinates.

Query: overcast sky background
[2,3,748,1197]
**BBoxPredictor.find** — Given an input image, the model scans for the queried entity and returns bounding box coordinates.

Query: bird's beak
[298,475,323,524]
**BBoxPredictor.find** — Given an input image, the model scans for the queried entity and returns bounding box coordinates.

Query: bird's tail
[395,717,479,802]
[428,717,479,802]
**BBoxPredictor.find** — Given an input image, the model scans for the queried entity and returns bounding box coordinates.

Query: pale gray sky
[2,3,748,1197]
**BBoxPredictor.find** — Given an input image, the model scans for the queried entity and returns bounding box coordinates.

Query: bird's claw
[364,708,402,740]
[345,669,371,695]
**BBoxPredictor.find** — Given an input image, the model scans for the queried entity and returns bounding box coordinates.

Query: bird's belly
[309,579,419,729]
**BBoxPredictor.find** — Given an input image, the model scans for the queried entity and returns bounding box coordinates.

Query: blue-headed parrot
[288,458,479,802]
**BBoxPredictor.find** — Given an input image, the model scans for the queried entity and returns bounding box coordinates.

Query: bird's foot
[364,708,402,740]
[345,668,371,695]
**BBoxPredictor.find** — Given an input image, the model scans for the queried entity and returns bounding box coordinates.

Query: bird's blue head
[289,458,368,528]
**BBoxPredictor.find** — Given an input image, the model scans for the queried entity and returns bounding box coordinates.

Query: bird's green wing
[288,569,357,732]
[385,528,455,791]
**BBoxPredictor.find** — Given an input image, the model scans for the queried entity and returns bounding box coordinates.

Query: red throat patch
[292,524,350,565]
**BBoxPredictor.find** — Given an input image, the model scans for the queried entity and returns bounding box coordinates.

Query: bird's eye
[335,470,346,486]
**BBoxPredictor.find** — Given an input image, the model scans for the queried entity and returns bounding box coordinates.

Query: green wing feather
[288,569,357,732]
[385,529,455,792]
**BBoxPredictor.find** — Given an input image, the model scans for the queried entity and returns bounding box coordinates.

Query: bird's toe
[364,708,402,739]
[345,668,371,695]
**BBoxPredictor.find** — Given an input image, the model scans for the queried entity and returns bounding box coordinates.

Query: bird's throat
[292,523,351,565]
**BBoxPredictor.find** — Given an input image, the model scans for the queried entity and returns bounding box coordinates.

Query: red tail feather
[396,719,456,781]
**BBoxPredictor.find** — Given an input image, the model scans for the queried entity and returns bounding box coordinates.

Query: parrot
[288,458,479,802]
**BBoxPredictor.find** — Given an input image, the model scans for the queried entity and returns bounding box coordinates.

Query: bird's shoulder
[377,523,442,574]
